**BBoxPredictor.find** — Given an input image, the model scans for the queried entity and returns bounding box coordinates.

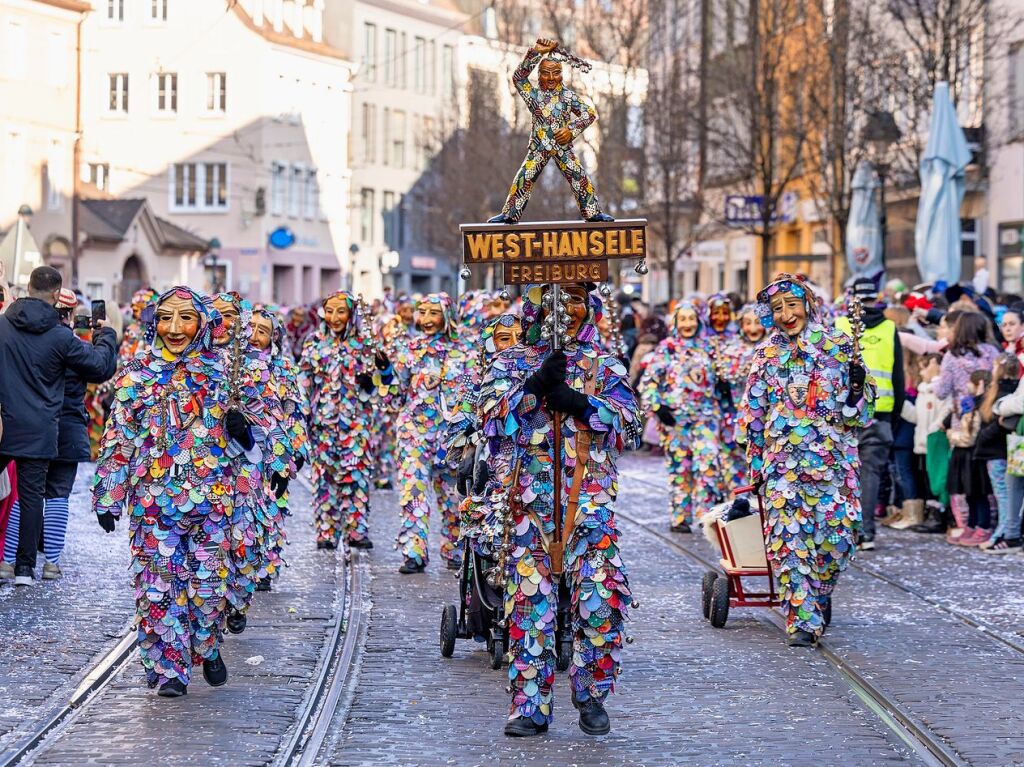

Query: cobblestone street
[4,455,1024,766]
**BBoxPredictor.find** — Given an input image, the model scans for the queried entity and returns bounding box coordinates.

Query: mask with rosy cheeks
[563,287,590,337]
[324,296,351,335]
[740,313,765,343]
[769,292,808,337]
[398,304,414,325]
[493,324,521,352]
[675,309,699,338]
[538,59,563,91]
[416,303,445,335]
[212,298,239,346]
[251,315,273,350]
[709,304,732,333]
[289,307,306,326]
[157,295,201,354]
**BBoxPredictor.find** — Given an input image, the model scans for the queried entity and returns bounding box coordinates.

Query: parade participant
[478,282,639,737]
[210,292,285,630]
[250,305,309,589]
[739,274,872,646]
[284,304,315,361]
[705,293,745,489]
[371,306,412,490]
[386,293,468,573]
[487,38,614,224]
[638,300,728,531]
[299,291,388,550]
[92,286,252,696]
[119,287,158,362]
[718,303,767,485]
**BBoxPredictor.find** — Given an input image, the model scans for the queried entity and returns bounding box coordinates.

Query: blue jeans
[892,448,917,501]
[1002,471,1024,541]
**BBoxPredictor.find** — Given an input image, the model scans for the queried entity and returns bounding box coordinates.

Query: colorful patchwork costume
[299,291,388,547]
[478,285,640,727]
[92,287,237,690]
[738,275,873,638]
[638,301,728,528]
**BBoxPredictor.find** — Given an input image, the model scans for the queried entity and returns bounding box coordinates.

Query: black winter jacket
[0,298,118,460]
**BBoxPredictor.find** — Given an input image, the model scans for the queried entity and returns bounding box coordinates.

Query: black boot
[587,213,615,223]
[316,540,330,550]
[158,678,188,698]
[487,213,516,225]
[226,608,247,635]
[446,558,462,571]
[573,695,611,736]
[503,716,548,737]
[670,523,692,534]
[398,557,425,574]
[349,538,374,550]
[202,652,228,687]
[787,629,816,647]
[910,504,946,533]
[256,577,272,592]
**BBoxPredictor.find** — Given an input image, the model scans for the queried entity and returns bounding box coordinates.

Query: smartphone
[74,314,91,330]
[90,300,106,324]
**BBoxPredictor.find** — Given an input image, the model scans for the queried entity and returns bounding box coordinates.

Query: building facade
[79,0,354,304]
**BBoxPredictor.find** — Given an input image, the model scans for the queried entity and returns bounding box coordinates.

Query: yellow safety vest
[836,316,896,413]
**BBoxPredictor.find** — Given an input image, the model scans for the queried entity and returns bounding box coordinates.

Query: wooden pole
[550,283,563,575]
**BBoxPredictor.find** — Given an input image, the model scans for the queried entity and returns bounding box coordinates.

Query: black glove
[226,409,255,450]
[356,372,374,394]
[524,350,567,398]
[545,382,591,419]
[716,378,735,412]
[374,351,390,371]
[456,449,475,495]
[472,460,491,495]
[294,455,305,473]
[849,363,866,391]
[270,472,289,498]
[655,407,677,427]
[97,512,116,533]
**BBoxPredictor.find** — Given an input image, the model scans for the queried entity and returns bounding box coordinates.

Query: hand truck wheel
[440,604,458,658]
[701,571,718,620]
[490,638,505,670]
[709,577,730,628]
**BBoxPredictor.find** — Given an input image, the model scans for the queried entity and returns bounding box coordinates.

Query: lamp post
[11,205,33,290]
[864,110,901,272]
[203,237,222,293]
[348,243,359,291]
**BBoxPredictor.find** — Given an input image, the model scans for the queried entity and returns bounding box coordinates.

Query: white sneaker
[0,561,14,580]
[860,539,876,551]
[41,562,62,580]
[13,574,33,587]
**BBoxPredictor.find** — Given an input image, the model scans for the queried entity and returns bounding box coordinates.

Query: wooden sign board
[460,219,647,286]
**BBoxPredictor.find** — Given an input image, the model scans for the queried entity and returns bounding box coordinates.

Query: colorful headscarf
[130,287,159,321]
[755,273,822,328]
[415,292,459,341]
[141,285,220,361]
[481,312,524,356]
[210,291,255,346]
[317,290,363,341]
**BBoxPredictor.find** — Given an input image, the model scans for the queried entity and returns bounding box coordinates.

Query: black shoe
[256,577,272,592]
[226,609,247,635]
[317,540,329,550]
[157,678,187,698]
[398,557,426,574]
[487,213,515,225]
[670,523,692,534]
[349,538,374,550]
[787,629,816,647]
[202,652,228,687]
[587,213,615,223]
[574,696,611,736]
[446,559,462,571]
[503,716,548,737]
[323,540,338,550]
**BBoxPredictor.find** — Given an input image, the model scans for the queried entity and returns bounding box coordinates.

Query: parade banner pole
[550,282,564,575]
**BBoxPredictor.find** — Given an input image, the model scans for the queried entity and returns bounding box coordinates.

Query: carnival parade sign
[460,219,647,285]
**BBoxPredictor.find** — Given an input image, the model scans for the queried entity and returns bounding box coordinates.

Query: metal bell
[599,283,612,297]
[541,292,553,308]
[499,289,511,301]
[631,599,640,609]
[460,266,472,280]
[635,259,649,275]
[625,635,635,644]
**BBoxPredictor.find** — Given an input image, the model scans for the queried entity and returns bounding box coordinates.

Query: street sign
[460,218,646,286]
[725,192,798,227]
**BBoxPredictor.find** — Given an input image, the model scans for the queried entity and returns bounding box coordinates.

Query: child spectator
[976,355,1020,551]
[945,369,994,545]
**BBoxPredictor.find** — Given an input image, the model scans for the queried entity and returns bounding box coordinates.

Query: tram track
[0,472,364,767]
[614,506,969,767]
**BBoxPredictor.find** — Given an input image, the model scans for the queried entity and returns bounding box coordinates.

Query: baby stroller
[439,538,509,670]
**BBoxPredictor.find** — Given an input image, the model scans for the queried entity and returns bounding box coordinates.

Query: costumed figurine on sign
[488,38,614,225]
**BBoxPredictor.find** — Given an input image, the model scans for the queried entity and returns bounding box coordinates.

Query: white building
[326,0,468,297]
[79,0,355,304]
[985,0,1024,293]
[0,0,90,284]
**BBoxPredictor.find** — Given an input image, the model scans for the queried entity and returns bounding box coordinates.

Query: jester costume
[370,309,410,488]
[738,276,873,640]
[705,293,746,491]
[478,285,640,732]
[638,301,728,528]
[255,306,310,581]
[299,291,387,547]
[92,287,236,691]
[496,48,606,223]
[211,293,287,617]
[390,293,468,569]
